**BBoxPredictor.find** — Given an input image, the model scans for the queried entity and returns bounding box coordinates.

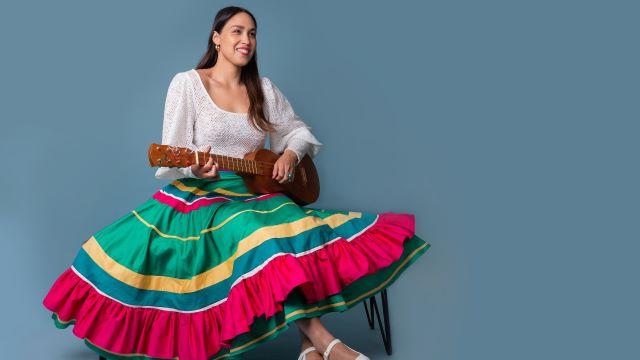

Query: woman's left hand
[272,149,298,184]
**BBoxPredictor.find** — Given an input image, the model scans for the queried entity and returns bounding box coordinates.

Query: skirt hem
[49,239,430,360]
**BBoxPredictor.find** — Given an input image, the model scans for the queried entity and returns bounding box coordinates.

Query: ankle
[314,333,337,354]
[300,336,313,349]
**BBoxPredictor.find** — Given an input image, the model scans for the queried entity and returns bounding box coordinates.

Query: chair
[363,288,392,355]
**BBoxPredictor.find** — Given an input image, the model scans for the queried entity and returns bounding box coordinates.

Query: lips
[236,47,251,56]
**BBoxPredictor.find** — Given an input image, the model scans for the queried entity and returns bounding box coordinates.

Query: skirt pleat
[43,170,430,360]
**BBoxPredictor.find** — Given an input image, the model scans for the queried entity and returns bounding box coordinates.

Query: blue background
[0,0,637,359]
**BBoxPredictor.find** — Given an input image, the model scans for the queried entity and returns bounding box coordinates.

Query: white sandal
[322,338,370,360]
[298,345,318,360]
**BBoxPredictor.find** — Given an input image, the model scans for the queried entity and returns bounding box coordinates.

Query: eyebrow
[230,25,256,31]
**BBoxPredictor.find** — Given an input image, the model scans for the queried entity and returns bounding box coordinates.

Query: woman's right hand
[190,145,219,179]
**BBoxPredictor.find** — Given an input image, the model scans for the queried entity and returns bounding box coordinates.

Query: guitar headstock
[148,143,197,168]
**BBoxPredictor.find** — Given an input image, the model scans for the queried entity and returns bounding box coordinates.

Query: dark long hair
[195,6,274,133]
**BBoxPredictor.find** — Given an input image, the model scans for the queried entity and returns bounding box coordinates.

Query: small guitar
[148,143,320,205]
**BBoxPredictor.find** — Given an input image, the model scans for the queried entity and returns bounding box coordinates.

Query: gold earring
[215,44,220,51]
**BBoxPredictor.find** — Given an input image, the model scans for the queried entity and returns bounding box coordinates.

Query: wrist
[283,148,301,164]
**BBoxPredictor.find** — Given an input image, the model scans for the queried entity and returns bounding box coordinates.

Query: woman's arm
[263,77,323,165]
[155,72,199,179]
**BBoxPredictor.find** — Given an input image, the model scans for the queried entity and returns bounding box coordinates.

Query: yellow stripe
[61,242,429,360]
[202,201,297,233]
[132,210,200,241]
[172,179,254,197]
[213,187,255,197]
[82,212,363,293]
[219,242,430,357]
[56,316,73,325]
[132,202,298,240]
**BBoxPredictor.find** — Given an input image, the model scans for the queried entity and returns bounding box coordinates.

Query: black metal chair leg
[363,288,392,355]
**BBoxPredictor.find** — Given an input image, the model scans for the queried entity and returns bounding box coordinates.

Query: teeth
[236,48,249,54]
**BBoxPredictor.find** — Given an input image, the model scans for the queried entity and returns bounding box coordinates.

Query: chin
[231,59,252,67]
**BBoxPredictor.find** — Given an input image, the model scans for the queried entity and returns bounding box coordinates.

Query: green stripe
[70,212,383,311]
[51,313,75,329]
[159,173,262,203]
[217,236,430,359]
[55,236,430,360]
[94,195,298,278]
[93,197,378,279]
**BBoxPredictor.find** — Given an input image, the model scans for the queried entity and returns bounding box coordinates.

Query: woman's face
[213,12,257,67]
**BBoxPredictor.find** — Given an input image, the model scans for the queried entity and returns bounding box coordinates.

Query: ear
[212,31,220,45]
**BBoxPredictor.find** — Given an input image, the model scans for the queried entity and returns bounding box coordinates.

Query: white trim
[159,189,274,206]
[71,214,380,313]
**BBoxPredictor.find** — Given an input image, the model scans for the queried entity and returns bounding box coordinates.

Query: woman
[42,6,430,360]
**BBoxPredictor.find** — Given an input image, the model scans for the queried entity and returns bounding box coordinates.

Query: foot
[300,338,323,360]
[319,338,362,360]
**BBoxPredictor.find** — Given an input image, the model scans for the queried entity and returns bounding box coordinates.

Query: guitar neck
[208,153,264,175]
[148,144,266,175]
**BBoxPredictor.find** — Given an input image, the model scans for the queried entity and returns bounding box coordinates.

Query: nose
[242,32,251,44]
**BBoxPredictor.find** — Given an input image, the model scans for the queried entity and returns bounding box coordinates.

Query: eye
[233,29,240,33]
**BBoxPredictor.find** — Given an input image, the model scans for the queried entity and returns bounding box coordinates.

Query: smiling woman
[41,5,430,360]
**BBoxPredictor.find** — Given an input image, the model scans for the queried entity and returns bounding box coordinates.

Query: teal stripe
[95,194,377,280]
[53,237,428,360]
[71,213,385,311]
[162,174,257,201]
[51,313,75,329]
[220,236,430,359]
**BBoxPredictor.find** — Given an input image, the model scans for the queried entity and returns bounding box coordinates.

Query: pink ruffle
[43,213,415,360]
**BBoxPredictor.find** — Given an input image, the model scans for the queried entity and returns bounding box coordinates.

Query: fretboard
[191,151,266,175]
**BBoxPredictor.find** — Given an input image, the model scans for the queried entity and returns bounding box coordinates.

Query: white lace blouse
[154,69,323,180]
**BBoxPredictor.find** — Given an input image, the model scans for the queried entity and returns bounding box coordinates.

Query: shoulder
[166,70,197,95]
[170,70,193,85]
[260,76,274,91]
[260,76,286,100]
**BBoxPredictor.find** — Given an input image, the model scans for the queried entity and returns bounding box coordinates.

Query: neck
[210,59,243,86]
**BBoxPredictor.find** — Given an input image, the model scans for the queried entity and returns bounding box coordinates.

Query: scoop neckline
[190,69,248,116]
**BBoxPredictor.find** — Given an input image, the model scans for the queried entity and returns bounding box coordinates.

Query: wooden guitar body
[240,148,320,205]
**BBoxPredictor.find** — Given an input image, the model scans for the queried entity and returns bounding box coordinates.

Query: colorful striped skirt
[42,170,430,359]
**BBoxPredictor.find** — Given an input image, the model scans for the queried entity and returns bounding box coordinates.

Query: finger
[203,168,219,179]
[284,167,293,183]
[200,146,212,167]
[202,157,213,171]
[202,156,214,171]
[287,165,296,183]
[204,162,219,177]
[276,164,286,182]
[279,165,288,184]
[278,165,289,184]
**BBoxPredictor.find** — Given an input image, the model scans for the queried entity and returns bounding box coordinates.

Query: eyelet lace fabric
[155,69,323,180]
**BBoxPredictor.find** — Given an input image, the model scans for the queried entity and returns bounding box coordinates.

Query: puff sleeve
[263,77,323,164]
[154,72,199,180]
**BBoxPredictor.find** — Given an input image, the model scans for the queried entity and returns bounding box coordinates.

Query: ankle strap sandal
[323,338,370,360]
[298,346,317,360]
